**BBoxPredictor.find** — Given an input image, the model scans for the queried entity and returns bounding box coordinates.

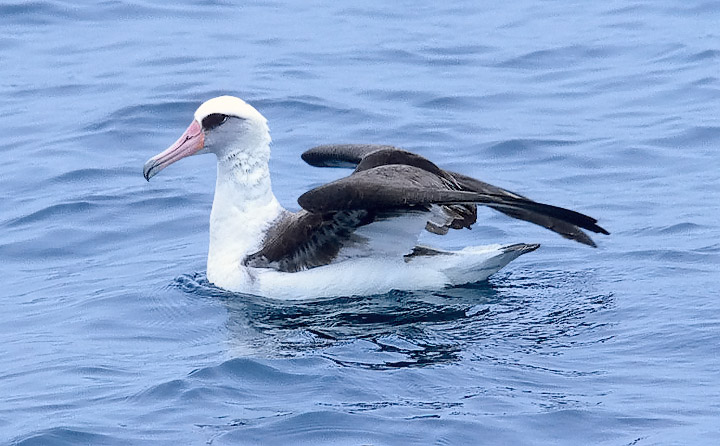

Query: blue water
[2,1,719,444]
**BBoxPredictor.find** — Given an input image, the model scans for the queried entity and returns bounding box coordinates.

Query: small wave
[0,1,79,24]
[657,222,704,235]
[418,95,484,111]
[692,243,720,254]
[496,45,615,70]
[686,49,720,62]
[421,44,492,57]
[668,1,720,16]
[212,409,487,445]
[619,248,709,264]
[189,358,305,384]
[84,100,198,133]
[5,201,94,228]
[12,427,129,446]
[650,125,720,149]
[486,138,574,157]
[49,168,126,185]
[131,357,323,408]
[351,48,425,65]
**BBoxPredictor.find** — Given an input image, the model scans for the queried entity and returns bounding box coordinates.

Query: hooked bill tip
[143,158,159,181]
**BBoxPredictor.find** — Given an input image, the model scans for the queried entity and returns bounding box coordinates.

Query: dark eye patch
[202,113,228,130]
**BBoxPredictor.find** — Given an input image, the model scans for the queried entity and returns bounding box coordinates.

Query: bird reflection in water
[173,270,613,372]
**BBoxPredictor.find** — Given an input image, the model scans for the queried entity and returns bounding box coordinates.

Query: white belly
[216,243,535,300]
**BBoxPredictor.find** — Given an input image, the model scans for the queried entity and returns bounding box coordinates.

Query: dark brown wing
[244,209,375,272]
[447,171,608,246]
[298,165,488,211]
[298,164,605,234]
[301,144,608,246]
[356,149,480,232]
[248,149,608,272]
[301,144,398,168]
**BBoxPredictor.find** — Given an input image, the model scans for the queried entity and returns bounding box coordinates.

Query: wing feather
[244,209,374,272]
[300,145,609,245]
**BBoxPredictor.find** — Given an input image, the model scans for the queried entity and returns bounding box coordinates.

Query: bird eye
[202,113,228,130]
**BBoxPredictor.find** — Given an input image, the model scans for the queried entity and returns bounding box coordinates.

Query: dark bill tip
[143,158,160,181]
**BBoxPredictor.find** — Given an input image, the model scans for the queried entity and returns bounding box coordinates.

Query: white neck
[206,142,284,289]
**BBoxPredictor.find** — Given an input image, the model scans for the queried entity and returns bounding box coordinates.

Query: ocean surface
[2,1,719,444]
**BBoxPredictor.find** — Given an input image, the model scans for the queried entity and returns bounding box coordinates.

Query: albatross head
[143,96,270,181]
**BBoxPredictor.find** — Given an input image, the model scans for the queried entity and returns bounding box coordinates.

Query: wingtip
[299,150,312,164]
[580,223,609,246]
[502,243,541,255]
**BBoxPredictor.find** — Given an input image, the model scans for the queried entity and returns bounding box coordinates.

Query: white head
[143,96,270,180]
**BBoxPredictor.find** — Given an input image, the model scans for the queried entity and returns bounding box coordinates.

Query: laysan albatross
[143,96,608,300]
